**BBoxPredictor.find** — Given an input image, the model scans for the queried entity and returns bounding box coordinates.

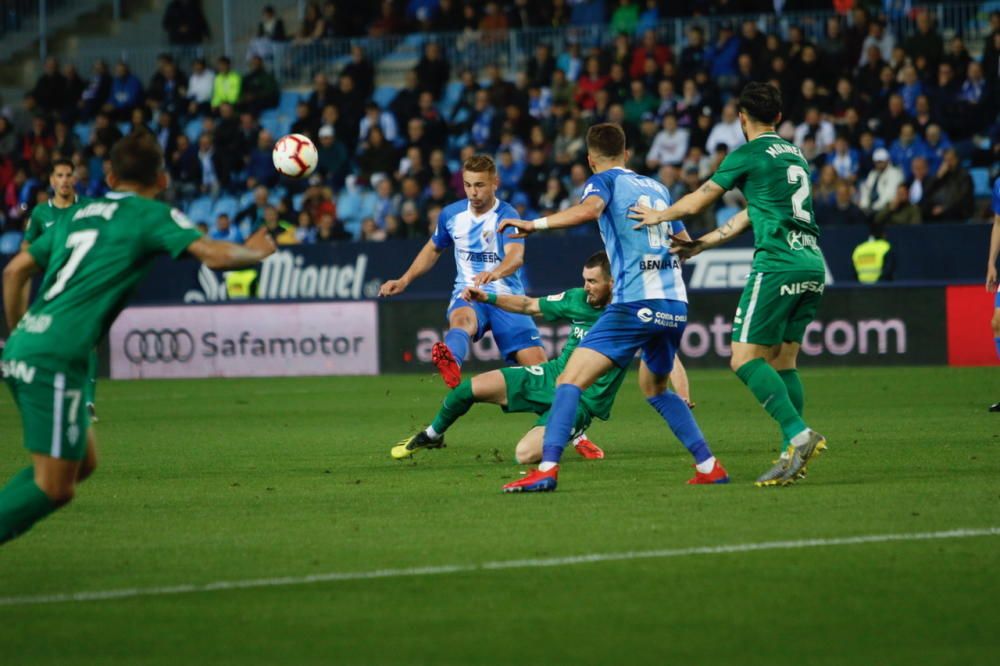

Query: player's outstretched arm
[473,241,524,286]
[498,196,605,238]
[461,286,541,315]
[379,239,443,297]
[186,226,277,270]
[630,180,726,227]
[987,212,1000,293]
[2,251,41,330]
[669,209,751,260]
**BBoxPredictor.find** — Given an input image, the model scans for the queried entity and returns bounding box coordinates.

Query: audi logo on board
[124,329,195,363]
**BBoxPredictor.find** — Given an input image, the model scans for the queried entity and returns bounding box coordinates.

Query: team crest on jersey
[482,228,495,244]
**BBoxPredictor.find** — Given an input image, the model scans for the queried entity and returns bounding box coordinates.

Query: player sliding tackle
[391,252,697,467]
[379,154,545,388]
[497,123,729,493]
[629,82,828,486]
[0,132,277,545]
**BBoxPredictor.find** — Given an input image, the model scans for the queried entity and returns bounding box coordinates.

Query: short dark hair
[110,132,163,186]
[586,123,626,159]
[51,158,74,172]
[462,154,496,175]
[738,82,783,124]
[584,250,611,277]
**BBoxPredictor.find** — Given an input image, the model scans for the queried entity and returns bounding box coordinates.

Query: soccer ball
[272,133,318,178]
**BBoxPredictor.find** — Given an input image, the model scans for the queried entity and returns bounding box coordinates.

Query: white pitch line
[0,527,996,607]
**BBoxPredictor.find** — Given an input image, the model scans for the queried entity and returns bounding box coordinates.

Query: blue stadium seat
[716,206,740,227]
[259,109,282,138]
[970,168,991,197]
[239,190,256,208]
[184,118,202,143]
[74,122,92,146]
[186,196,215,225]
[117,122,130,137]
[292,192,305,211]
[373,86,397,109]
[212,195,239,220]
[279,91,301,115]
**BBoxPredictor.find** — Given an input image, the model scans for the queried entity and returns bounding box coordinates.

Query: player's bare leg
[640,361,728,484]
[669,356,694,408]
[731,341,827,486]
[77,430,99,483]
[515,427,545,464]
[513,346,546,366]
[433,306,478,388]
[391,370,508,459]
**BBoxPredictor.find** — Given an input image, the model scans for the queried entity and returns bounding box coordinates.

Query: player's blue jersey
[992,177,1000,216]
[582,167,687,305]
[432,198,526,301]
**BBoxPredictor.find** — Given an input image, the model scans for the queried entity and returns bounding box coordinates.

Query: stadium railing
[55,1,993,87]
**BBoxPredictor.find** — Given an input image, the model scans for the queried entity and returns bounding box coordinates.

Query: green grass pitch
[1,367,998,665]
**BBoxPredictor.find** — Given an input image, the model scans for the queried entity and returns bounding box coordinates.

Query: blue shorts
[448,298,542,363]
[580,299,687,376]
[995,287,1000,308]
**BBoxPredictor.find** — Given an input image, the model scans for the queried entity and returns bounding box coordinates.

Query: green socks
[0,467,57,545]
[778,368,804,416]
[430,379,476,435]
[735,359,807,446]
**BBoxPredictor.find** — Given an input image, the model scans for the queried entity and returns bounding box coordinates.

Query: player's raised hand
[668,234,704,259]
[461,286,488,302]
[472,270,499,286]
[379,278,408,297]
[987,265,998,294]
[628,203,663,229]
[498,219,536,238]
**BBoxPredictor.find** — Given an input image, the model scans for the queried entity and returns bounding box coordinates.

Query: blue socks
[995,337,1000,360]
[541,384,583,464]
[647,391,713,464]
[444,329,471,368]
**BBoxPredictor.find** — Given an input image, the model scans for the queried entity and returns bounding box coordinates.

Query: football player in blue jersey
[987,177,1000,412]
[499,123,729,492]
[380,154,546,388]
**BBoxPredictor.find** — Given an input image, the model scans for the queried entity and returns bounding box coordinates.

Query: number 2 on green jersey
[786,165,811,223]
[44,230,99,301]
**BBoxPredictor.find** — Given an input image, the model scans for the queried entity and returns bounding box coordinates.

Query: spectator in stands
[291,101,318,138]
[344,45,376,100]
[574,56,607,112]
[151,110,178,157]
[859,148,904,216]
[859,19,895,67]
[816,180,867,227]
[32,56,67,117]
[62,64,85,120]
[211,57,241,111]
[527,43,556,88]
[212,103,242,188]
[20,115,53,163]
[370,0,403,37]
[875,94,911,143]
[78,60,111,120]
[315,212,351,242]
[907,156,932,207]
[0,116,17,158]
[371,174,399,229]
[903,10,943,71]
[928,62,962,137]
[195,132,223,196]
[897,65,923,117]
[294,211,317,244]
[238,56,280,116]
[390,70,421,126]
[646,113,688,170]
[186,58,214,116]
[361,217,386,241]
[108,62,143,122]
[794,107,836,153]
[813,165,839,209]
[92,110,122,149]
[706,103,745,155]
[623,80,656,128]
[827,135,860,182]
[293,2,325,45]
[960,61,989,133]
[338,175,377,232]
[257,5,287,42]
[922,148,973,222]
[235,185,270,233]
[888,123,930,181]
[246,129,278,189]
[162,0,211,45]
[876,184,922,226]
[708,23,741,91]
[210,213,243,242]
[147,55,187,117]
[357,127,397,181]
[416,42,451,101]
[168,134,200,200]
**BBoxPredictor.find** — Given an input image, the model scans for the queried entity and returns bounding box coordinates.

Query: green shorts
[732,270,825,346]
[3,360,91,461]
[499,363,591,437]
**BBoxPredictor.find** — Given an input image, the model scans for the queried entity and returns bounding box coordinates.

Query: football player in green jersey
[630,82,828,487]
[22,158,102,425]
[0,132,276,545]
[391,252,705,474]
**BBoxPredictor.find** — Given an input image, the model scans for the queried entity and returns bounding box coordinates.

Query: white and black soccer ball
[272,133,318,179]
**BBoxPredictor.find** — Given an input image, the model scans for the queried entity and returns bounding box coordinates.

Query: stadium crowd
[1,0,998,252]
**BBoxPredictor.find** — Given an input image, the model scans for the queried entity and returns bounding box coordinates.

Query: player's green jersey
[3,191,202,372]
[710,132,825,273]
[23,196,93,245]
[537,287,626,420]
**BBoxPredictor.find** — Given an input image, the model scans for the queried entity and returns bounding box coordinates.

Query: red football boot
[502,466,559,493]
[686,459,730,484]
[431,341,462,388]
[573,435,605,460]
